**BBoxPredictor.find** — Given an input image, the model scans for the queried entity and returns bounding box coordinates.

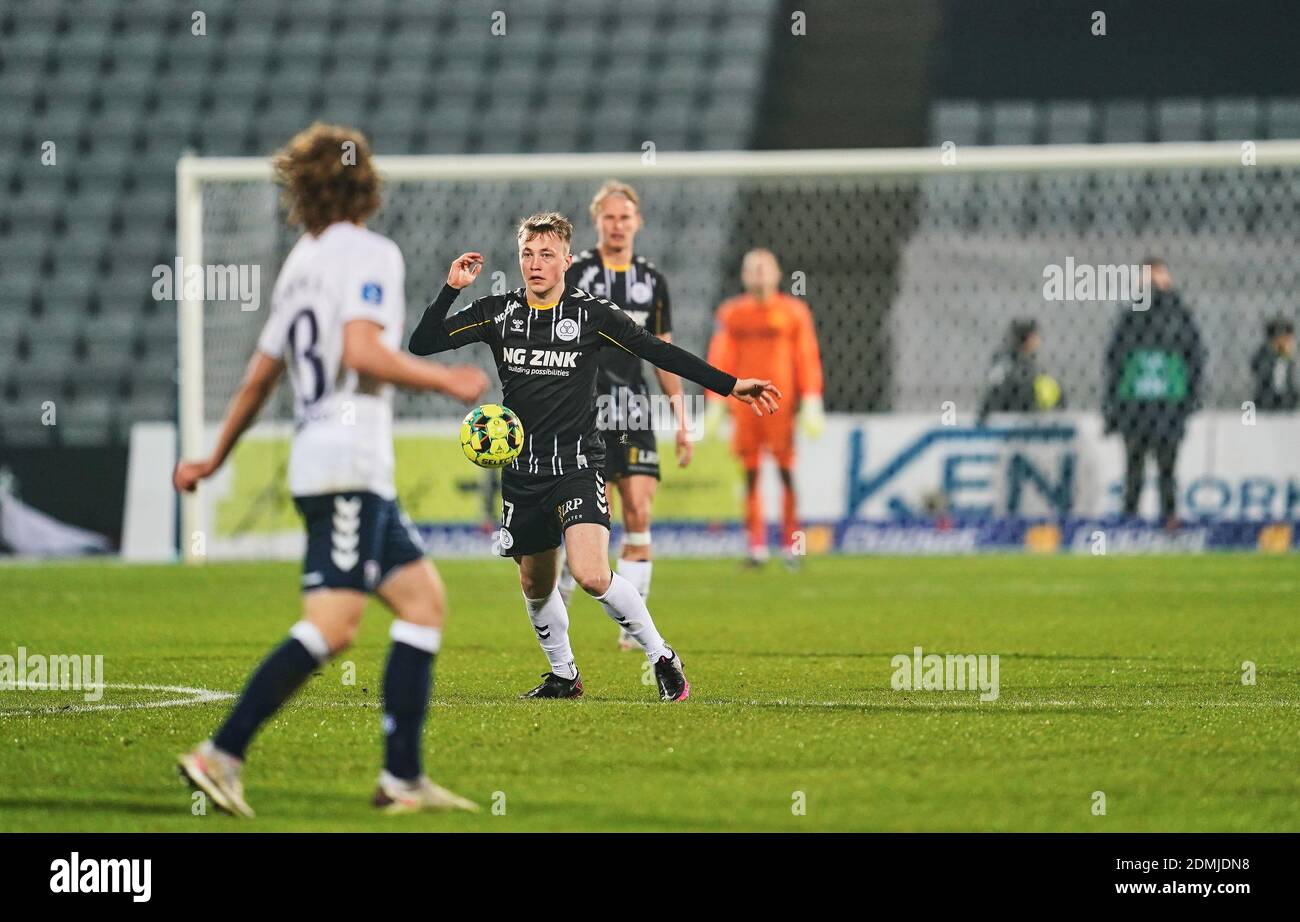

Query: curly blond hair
[273,122,381,235]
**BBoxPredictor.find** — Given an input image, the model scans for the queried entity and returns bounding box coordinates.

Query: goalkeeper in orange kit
[706,249,825,567]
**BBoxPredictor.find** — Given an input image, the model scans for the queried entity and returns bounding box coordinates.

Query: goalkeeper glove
[799,394,826,439]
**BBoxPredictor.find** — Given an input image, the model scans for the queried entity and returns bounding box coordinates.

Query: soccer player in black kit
[410,213,781,700]
[561,181,689,649]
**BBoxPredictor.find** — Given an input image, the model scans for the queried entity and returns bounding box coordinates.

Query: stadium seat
[0,28,55,67]
[0,70,43,117]
[332,24,387,65]
[989,101,1040,145]
[1099,100,1150,142]
[1210,97,1259,140]
[219,34,274,74]
[1265,98,1300,139]
[58,396,116,446]
[1155,98,1207,141]
[0,400,56,448]
[1043,101,1096,144]
[930,101,981,147]
[123,392,175,424]
[0,314,27,350]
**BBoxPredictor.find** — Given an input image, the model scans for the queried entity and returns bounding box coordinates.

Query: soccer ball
[460,403,524,468]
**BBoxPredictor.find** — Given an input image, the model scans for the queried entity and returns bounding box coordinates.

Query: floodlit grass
[1,555,1296,831]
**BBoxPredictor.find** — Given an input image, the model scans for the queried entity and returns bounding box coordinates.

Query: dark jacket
[1251,344,1298,411]
[1103,289,1204,440]
[978,350,1065,423]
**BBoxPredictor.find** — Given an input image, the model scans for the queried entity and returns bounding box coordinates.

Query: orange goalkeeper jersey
[707,292,824,407]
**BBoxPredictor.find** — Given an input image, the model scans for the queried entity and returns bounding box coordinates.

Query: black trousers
[1122,432,1180,520]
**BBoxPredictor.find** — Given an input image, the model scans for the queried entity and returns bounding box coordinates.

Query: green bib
[1118,350,1188,402]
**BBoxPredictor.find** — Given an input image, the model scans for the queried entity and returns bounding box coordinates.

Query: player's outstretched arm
[597,300,783,415]
[408,252,485,355]
[173,351,283,492]
[344,320,488,402]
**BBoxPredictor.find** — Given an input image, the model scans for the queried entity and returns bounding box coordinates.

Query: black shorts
[294,492,425,593]
[498,467,611,557]
[602,427,661,480]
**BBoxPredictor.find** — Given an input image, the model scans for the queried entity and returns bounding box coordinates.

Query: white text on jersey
[503,347,581,368]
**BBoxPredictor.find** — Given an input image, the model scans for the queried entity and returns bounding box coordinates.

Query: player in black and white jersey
[410,212,781,701]
[560,181,690,650]
[172,124,489,816]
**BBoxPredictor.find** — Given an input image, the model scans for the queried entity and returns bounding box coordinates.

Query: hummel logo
[331,496,362,571]
[511,318,524,331]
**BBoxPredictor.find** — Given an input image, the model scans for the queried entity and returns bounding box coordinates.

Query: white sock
[616,558,652,599]
[594,571,669,663]
[523,590,577,680]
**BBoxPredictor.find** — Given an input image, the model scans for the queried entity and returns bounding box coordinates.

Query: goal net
[179,142,1300,561]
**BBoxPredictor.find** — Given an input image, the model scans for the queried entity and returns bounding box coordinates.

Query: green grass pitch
[1,554,1297,832]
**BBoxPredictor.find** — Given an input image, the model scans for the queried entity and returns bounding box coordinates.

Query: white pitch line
[0,682,234,717]
[290,697,1300,711]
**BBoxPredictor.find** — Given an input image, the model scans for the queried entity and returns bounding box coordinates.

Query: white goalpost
[175,140,1300,563]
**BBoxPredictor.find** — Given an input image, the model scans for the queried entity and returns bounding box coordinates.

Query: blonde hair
[516,211,574,249]
[273,122,381,235]
[589,180,641,218]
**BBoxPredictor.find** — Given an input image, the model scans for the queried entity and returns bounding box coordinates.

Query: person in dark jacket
[1103,258,1204,527]
[978,319,1066,424]
[1251,317,1298,412]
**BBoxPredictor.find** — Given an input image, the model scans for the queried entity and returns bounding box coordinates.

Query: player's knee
[316,618,360,654]
[623,500,652,532]
[571,562,611,597]
[393,597,442,629]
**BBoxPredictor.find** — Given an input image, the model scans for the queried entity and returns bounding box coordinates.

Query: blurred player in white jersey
[173,123,489,816]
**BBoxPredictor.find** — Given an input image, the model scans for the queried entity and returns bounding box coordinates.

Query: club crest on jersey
[555,317,579,342]
[503,347,581,368]
[629,281,652,303]
[361,282,383,304]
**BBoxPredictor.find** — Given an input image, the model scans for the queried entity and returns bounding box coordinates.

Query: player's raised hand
[731,378,782,416]
[173,458,214,493]
[446,252,484,289]
[444,364,491,403]
[675,426,694,467]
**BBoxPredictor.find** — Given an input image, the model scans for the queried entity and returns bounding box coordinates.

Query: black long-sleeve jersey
[409,283,735,475]
[566,250,672,397]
